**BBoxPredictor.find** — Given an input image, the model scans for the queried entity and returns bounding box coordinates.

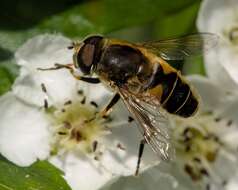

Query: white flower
[106,75,238,190]
[0,34,159,190]
[197,0,238,92]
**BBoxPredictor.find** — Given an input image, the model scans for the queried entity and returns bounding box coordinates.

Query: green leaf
[153,1,201,39]
[0,155,71,190]
[38,0,201,38]
[0,67,14,96]
[183,56,206,75]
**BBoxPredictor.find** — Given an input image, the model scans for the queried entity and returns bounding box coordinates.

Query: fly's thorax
[96,42,149,86]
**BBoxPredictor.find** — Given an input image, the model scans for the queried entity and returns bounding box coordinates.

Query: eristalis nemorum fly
[38,33,217,175]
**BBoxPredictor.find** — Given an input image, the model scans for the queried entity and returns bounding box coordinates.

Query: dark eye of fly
[76,35,103,75]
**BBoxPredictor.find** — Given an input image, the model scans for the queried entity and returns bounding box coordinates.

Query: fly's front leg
[38,63,100,84]
[100,93,120,117]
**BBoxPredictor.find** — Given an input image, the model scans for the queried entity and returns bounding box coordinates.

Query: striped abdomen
[146,64,199,118]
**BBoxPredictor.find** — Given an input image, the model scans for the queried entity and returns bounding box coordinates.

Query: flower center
[229,27,238,44]
[47,96,111,155]
[172,113,227,182]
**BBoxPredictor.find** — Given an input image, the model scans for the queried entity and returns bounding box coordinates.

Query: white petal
[197,0,238,87]
[50,152,117,190]
[100,102,158,176]
[197,0,238,34]
[77,81,113,108]
[104,165,184,190]
[226,172,238,190]
[203,50,238,92]
[188,75,225,111]
[218,45,238,85]
[0,92,51,166]
[13,34,78,107]
[217,95,238,125]
[15,34,72,68]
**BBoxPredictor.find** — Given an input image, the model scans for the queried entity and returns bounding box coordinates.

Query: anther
[64,100,72,105]
[44,99,48,109]
[58,131,67,135]
[41,83,47,93]
[77,90,84,95]
[81,96,86,104]
[227,120,233,126]
[63,121,72,129]
[117,143,126,150]
[90,101,98,108]
[92,141,98,152]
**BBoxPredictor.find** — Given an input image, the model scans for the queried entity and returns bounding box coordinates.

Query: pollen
[48,97,111,155]
[172,113,225,182]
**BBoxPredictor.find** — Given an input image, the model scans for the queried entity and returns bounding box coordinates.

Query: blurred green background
[0,0,203,95]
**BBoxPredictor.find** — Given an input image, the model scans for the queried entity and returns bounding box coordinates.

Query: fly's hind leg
[37,63,100,84]
[135,138,146,176]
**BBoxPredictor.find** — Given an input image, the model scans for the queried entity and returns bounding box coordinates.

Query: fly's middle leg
[100,93,120,117]
[135,138,146,176]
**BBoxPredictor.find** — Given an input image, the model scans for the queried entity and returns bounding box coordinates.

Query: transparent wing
[118,88,174,160]
[139,33,218,60]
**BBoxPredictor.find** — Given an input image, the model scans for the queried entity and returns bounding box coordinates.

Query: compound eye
[81,44,95,67]
[75,43,95,74]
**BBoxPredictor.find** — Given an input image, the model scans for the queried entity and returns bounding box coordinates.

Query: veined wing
[138,33,218,60]
[118,88,174,160]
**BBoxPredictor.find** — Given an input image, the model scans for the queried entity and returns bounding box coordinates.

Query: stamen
[64,100,72,105]
[81,96,86,104]
[92,141,98,152]
[117,143,126,150]
[193,157,201,163]
[63,121,72,129]
[200,168,209,177]
[227,120,233,126]
[90,101,98,108]
[44,99,48,109]
[229,27,238,43]
[77,90,84,95]
[50,98,110,154]
[58,131,67,135]
[41,83,47,93]
[174,114,229,183]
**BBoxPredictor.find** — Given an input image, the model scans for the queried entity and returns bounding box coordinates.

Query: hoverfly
[39,33,217,175]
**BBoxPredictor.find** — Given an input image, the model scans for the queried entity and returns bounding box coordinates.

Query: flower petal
[100,102,158,176]
[197,0,238,34]
[188,75,225,111]
[203,50,238,92]
[77,81,113,108]
[217,95,238,125]
[104,164,186,190]
[50,152,117,190]
[13,34,78,107]
[15,34,72,68]
[197,0,238,88]
[0,92,51,166]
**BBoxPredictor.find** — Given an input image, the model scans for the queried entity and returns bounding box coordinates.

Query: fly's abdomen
[146,64,199,118]
[161,75,198,117]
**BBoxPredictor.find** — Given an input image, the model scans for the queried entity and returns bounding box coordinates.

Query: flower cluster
[0,35,158,190]
[1,1,238,189]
